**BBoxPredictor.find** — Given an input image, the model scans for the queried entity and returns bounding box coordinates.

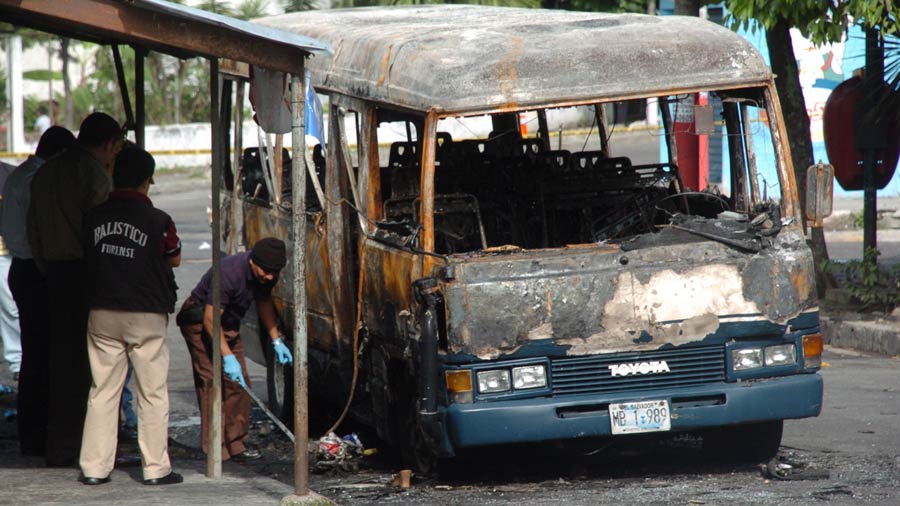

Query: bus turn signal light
[803,333,824,368]
[445,370,473,404]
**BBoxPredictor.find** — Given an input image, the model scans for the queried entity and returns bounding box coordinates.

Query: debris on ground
[314,432,368,475]
[760,454,830,481]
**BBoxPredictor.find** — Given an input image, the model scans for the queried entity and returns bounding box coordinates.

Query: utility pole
[859,27,884,264]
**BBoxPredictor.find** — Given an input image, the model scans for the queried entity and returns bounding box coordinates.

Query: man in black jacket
[28,112,119,466]
[78,147,182,486]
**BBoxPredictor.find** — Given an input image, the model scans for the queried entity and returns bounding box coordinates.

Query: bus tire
[702,420,783,463]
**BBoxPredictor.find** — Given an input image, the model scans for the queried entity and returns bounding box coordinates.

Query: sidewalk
[821,196,900,357]
[0,377,331,506]
[0,455,296,506]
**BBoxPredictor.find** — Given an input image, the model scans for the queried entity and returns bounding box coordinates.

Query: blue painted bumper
[444,373,823,449]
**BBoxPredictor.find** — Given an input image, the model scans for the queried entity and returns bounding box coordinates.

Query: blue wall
[659,1,899,197]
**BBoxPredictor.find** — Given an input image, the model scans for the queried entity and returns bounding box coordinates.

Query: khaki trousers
[180,319,251,460]
[79,309,172,480]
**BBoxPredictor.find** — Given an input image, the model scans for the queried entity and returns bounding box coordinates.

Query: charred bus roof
[256,5,771,114]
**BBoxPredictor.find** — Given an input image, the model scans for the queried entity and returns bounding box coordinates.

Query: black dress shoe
[230,447,262,462]
[143,471,183,486]
[78,474,111,485]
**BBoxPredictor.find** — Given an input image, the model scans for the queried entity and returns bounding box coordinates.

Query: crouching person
[78,147,182,486]
[177,237,292,462]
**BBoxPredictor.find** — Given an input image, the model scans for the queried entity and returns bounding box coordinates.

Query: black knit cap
[251,237,286,272]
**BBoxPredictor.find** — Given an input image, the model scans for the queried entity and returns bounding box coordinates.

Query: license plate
[609,399,671,435]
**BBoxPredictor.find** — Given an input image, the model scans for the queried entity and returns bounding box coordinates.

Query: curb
[821,316,900,357]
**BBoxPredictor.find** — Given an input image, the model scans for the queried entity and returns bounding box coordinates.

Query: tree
[727,2,900,295]
[282,0,318,11]
[196,0,237,17]
[236,0,270,20]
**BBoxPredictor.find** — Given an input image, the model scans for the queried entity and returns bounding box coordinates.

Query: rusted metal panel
[420,113,438,254]
[363,108,382,223]
[325,108,357,353]
[361,240,422,344]
[0,0,328,74]
[442,227,816,360]
[765,85,800,222]
[222,195,336,350]
[256,6,770,114]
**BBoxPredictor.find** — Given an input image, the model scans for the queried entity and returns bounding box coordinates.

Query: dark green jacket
[27,145,111,261]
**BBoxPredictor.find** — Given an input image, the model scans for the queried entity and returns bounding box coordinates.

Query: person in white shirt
[33,106,52,135]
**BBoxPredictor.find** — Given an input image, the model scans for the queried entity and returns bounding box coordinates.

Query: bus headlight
[732,348,763,370]
[512,365,547,390]
[765,344,797,367]
[477,369,511,393]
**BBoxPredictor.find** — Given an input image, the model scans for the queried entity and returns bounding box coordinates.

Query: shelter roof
[0,0,331,74]
[256,5,771,114]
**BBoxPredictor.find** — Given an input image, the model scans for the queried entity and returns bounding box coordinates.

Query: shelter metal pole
[208,58,224,479]
[290,70,309,497]
[135,46,146,149]
[111,45,135,129]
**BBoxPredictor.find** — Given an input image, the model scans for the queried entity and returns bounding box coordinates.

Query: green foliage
[822,248,900,312]
[282,0,319,10]
[0,67,6,113]
[22,69,64,81]
[23,95,49,132]
[725,0,899,45]
[236,0,271,20]
[195,0,237,17]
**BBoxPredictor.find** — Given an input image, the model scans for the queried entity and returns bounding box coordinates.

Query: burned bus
[226,6,826,470]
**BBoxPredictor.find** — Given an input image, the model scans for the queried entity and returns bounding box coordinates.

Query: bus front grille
[550,345,726,396]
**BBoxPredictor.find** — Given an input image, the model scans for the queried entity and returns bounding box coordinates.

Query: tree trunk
[149,53,172,125]
[46,44,53,123]
[674,0,702,16]
[766,18,833,296]
[60,37,73,130]
[175,60,184,124]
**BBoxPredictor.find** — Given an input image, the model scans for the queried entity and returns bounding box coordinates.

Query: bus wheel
[702,420,783,463]
[265,339,294,423]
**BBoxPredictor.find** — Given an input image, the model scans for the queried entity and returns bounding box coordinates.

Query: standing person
[0,160,20,381]
[177,237,293,462]
[33,106,52,135]
[79,146,182,485]
[27,112,119,467]
[0,126,76,456]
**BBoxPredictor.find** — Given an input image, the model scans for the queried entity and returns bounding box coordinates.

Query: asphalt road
[148,168,900,506]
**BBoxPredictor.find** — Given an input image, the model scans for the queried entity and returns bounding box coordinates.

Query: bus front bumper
[444,373,822,449]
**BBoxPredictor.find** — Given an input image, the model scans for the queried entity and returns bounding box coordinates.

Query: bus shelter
[0,0,329,497]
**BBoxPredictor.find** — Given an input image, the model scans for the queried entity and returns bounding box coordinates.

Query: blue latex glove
[272,337,293,365]
[222,354,246,388]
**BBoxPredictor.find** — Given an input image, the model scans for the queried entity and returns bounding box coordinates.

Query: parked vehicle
[224,5,827,470]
